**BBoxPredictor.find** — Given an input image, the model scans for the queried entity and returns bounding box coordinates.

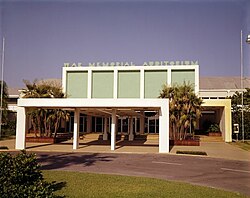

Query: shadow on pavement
[26,143,54,149]
[37,153,116,170]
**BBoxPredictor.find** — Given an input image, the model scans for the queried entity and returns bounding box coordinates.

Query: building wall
[63,65,199,99]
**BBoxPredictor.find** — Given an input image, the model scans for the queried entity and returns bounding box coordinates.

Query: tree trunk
[37,115,41,137]
[48,124,52,137]
[53,119,59,138]
[31,118,37,137]
[44,115,48,137]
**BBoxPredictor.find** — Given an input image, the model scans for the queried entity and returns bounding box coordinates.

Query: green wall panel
[171,70,195,87]
[118,71,140,98]
[92,71,114,98]
[144,70,168,98]
[66,71,88,98]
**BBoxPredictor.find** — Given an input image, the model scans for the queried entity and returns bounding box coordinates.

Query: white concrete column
[140,111,145,134]
[224,100,232,142]
[111,109,117,150]
[15,107,27,150]
[103,117,108,140]
[159,103,169,153]
[219,108,224,139]
[87,115,92,133]
[129,117,134,141]
[73,108,80,150]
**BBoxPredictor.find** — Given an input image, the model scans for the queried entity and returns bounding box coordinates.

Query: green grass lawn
[229,141,250,151]
[43,170,247,198]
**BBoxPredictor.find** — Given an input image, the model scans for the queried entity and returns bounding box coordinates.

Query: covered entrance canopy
[16,98,169,153]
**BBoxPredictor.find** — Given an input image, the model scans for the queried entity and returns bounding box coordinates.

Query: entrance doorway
[146,116,159,133]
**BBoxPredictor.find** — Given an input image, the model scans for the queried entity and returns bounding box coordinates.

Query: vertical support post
[103,117,108,140]
[111,109,117,150]
[159,102,169,153]
[140,111,145,135]
[87,69,92,99]
[121,118,123,133]
[15,107,27,150]
[225,100,232,142]
[134,117,137,133]
[129,117,134,141]
[94,117,97,132]
[87,115,92,133]
[73,108,80,150]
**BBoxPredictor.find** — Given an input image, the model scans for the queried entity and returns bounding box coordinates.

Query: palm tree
[53,109,70,138]
[27,109,39,137]
[21,80,64,98]
[21,80,67,138]
[230,88,250,140]
[159,82,203,140]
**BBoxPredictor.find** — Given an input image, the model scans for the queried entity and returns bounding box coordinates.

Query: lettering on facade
[63,60,198,67]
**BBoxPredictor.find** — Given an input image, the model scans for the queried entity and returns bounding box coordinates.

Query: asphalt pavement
[1,137,250,196]
[34,152,250,196]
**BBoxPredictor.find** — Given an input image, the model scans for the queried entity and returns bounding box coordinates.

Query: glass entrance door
[118,117,128,133]
[147,116,159,133]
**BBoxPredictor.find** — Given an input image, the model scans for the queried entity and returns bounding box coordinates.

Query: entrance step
[81,133,101,140]
[199,135,223,142]
[82,133,159,141]
[146,134,159,140]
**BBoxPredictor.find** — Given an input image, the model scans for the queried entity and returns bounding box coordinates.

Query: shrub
[207,124,220,133]
[0,151,61,197]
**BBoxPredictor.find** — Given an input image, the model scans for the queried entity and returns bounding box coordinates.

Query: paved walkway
[0,136,249,162]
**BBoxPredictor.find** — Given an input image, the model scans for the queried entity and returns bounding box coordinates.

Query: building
[15,64,234,153]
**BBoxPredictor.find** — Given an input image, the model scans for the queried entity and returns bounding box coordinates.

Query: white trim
[87,69,92,99]
[62,67,67,94]
[195,65,199,95]
[18,98,167,108]
[113,69,118,99]
[167,68,172,86]
[140,68,144,99]
[63,65,198,71]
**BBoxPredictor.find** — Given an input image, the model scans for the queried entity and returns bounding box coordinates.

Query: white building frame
[15,98,170,153]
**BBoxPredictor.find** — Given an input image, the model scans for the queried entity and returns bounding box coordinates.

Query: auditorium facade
[15,63,232,153]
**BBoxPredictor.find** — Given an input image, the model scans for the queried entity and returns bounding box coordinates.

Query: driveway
[1,138,249,162]
[33,152,250,196]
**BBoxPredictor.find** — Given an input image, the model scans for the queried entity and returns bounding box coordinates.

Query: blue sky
[0,0,250,87]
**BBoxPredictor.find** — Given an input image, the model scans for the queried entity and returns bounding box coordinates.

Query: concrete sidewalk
[0,137,249,162]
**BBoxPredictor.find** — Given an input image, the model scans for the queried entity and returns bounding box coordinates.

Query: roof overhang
[17,98,168,117]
